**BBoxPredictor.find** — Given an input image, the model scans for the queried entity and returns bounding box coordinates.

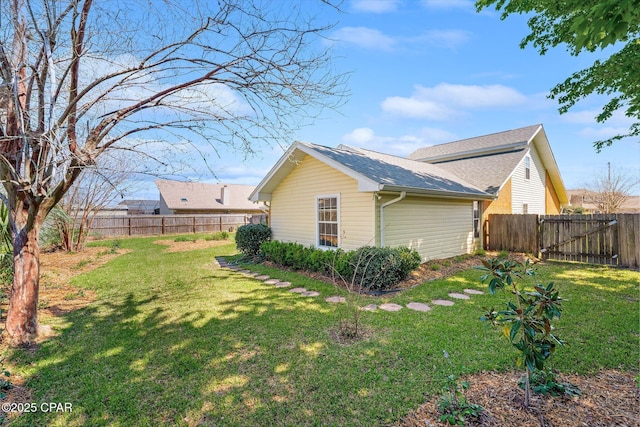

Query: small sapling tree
[477,257,565,407]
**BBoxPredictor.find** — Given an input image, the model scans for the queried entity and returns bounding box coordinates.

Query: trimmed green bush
[348,246,421,290]
[260,241,421,290]
[235,224,272,256]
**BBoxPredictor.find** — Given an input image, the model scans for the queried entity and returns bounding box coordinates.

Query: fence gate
[540,214,619,265]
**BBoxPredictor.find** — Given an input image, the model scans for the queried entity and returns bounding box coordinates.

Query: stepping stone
[289,287,307,293]
[406,302,431,312]
[255,275,270,280]
[464,288,484,295]
[264,279,280,285]
[246,272,259,277]
[379,303,403,312]
[227,266,241,271]
[325,296,346,303]
[361,304,377,311]
[448,292,470,300]
[274,281,291,288]
[432,299,455,306]
[239,269,252,274]
[301,291,320,297]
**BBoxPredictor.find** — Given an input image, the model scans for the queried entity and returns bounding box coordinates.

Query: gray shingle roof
[405,124,544,194]
[429,149,527,195]
[156,180,264,211]
[302,142,491,198]
[407,124,541,161]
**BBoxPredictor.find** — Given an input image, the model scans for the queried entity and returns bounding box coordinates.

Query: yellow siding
[380,195,474,261]
[545,171,562,214]
[270,155,375,250]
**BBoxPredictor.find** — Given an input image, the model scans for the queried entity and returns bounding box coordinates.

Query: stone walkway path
[216,258,484,313]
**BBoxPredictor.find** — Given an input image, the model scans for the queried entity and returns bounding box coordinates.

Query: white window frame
[473,201,480,238]
[524,156,531,180]
[316,194,340,249]
[523,203,529,214]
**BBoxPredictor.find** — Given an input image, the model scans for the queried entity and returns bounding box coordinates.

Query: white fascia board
[530,127,569,204]
[380,185,495,200]
[248,143,303,202]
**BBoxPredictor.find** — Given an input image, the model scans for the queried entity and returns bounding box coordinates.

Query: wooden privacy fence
[487,214,640,269]
[89,214,267,237]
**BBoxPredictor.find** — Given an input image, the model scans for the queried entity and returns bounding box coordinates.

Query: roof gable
[250,142,493,201]
[407,124,568,204]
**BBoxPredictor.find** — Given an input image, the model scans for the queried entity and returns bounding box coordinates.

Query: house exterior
[156,179,265,215]
[250,142,494,261]
[408,124,568,245]
[250,124,568,262]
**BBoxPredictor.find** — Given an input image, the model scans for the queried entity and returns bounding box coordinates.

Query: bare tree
[584,165,639,214]
[0,0,346,344]
[53,152,133,252]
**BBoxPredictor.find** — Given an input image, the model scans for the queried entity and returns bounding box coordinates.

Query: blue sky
[131,0,639,199]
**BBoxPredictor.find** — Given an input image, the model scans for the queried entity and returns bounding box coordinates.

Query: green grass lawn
[5,235,639,426]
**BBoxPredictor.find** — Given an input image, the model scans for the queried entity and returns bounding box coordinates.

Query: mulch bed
[401,370,639,427]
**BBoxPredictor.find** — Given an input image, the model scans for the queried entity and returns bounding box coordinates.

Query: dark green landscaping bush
[260,241,421,290]
[348,246,421,290]
[235,224,272,256]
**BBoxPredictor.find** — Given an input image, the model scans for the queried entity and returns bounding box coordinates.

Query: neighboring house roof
[118,199,159,213]
[250,141,494,202]
[567,189,640,213]
[156,180,264,212]
[407,124,568,204]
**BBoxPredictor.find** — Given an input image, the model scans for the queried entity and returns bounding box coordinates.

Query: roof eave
[379,185,495,200]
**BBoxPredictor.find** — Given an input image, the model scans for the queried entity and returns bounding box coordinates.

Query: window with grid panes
[317,196,338,247]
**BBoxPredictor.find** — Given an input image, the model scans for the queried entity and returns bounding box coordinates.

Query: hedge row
[260,240,421,290]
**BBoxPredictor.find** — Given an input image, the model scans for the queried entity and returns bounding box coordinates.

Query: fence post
[161,216,165,235]
[193,216,197,234]
[128,217,132,236]
[618,214,640,269]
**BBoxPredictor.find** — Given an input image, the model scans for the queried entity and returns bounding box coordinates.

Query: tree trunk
[5,218,42,345]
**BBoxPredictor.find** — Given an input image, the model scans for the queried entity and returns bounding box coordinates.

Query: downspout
[379,191,406,247]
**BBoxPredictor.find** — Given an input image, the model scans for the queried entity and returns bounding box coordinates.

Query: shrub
[347,246,421,291]
[235,224,272,256]
[260,241,421,290]
[174,235,197,242]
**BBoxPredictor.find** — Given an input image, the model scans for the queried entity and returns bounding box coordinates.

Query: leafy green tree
[478,257,564,407]
[476,0,640,151]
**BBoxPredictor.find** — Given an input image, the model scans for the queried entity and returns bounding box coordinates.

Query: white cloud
[381,96,453,120]
[331,27,396,51]
[419,30,471,49]
[351,0,401,13]
[421,0,473,9]
[342,126,456,155]
[578,126,632,139]
[381,83,528,120]
[331,27,471,52]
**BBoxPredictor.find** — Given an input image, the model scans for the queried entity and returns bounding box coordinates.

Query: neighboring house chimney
[221,185,231,206]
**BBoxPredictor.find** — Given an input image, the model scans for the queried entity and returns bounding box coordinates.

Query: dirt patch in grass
[401,370,639,427]
[154,238,232,253]
[36,247,129,317]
